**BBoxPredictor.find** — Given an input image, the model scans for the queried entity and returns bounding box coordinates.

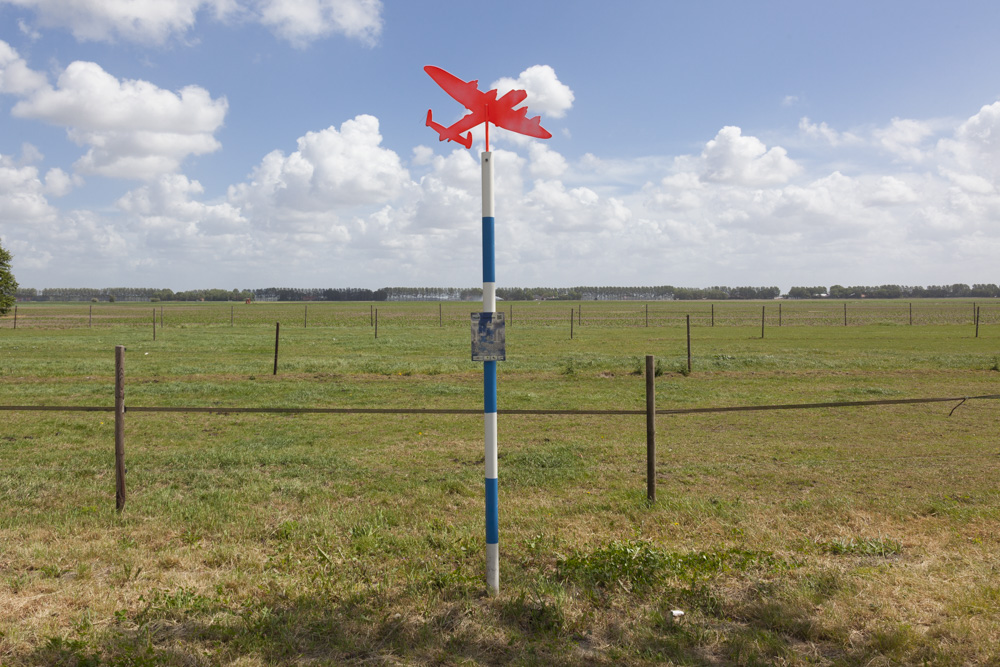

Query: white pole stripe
[482,152,494,218]
[483,281,496,313]
[485,412,498,478]
[486,543,499,591]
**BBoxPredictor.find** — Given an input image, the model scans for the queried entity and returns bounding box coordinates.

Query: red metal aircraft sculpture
[424,65,551,151]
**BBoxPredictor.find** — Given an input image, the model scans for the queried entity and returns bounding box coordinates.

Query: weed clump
[815,536,902,557]
[556,539,787,591]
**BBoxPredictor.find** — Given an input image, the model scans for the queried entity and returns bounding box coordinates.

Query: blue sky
[2,0,1000,291]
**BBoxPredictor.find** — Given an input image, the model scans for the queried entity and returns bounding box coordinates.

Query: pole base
[486,543,499,593]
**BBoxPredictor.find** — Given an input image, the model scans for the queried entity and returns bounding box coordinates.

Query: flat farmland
[1,301,999,665]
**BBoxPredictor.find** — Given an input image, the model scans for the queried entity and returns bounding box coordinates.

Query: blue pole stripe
[482,217,495,282]
[485,477,499,544]
[484,361,497,413]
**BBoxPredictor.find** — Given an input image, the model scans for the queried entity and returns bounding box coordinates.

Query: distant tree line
[382,287,479,301]
[495,286,782,300]
[16,287,253,302]
[789,284,1000,299]
[253,287,389,301]
[13,283,999,303]
[383,285,781,300]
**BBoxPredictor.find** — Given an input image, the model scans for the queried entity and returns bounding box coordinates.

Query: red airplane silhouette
[424,65,552,150]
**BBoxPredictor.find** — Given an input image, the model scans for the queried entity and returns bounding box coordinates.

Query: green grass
[1,301,999,665]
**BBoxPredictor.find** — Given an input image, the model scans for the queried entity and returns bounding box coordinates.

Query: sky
[2,1,1000,292]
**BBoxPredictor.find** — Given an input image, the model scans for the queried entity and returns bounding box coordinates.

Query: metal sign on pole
[425,65,551,594]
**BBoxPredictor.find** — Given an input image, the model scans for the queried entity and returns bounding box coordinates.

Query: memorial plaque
[471,312,506,361]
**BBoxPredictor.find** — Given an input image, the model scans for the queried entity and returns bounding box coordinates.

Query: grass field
[1,300,999,665]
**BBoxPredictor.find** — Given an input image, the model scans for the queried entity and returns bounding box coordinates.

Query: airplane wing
[489,103,552,140]
[424,66,485,110]
[442,110,486,137]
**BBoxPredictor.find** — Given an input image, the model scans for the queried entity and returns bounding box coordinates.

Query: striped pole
[482,150,499,593]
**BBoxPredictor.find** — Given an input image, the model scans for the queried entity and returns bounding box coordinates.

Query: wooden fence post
[686,315,692,374]
[273,322,280,375]
[12,305,16,329]
[711,303,715,327]
[646,355,656,504]
[89,304,93,328]
[570,308,574,339]
[844,303,847,327]
[115,345,126,512]
[304,305,308,329]
[645,303,648,328]
[375,309,378,339]
[761,306,765,339]
[976,306,980,338]
[909,302,913,326]
[370,305,373,327]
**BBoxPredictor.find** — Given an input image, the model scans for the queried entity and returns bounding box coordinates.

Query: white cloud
[798,117,861,147]
[864,175,918,206]
[228,115,410,230]
[15,61,227,133]
[490,65,574,119]
[4,53,227,180]
[43,168,77,196]
[253,0,382,47]
[18,142,44,165]
[0,40,47,95]
[523,179,630,233]
[937,101,1000,184]
[118,174,247,238]
[407,149,480,234]
[955,102,1000,158]
[411,145,434,167]
[700,126,801,186]
[0,0,224,44]
[0,0,382,46]
[0,153,60,224]
[17,18,42,40]
[528,143,567,179]
[874,117,933,162]
[939,168,994,195]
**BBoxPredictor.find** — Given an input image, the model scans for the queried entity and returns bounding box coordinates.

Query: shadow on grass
[16,584,920,667]
[15,541,961,666]
[18,587,592,667]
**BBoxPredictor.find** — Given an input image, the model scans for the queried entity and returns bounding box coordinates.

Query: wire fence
[3,299,997,330]
[4,343,998,511]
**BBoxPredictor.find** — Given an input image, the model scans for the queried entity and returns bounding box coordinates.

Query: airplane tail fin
[426,110,473,149]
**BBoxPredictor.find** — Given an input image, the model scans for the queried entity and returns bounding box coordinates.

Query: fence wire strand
[2,393,998,417]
